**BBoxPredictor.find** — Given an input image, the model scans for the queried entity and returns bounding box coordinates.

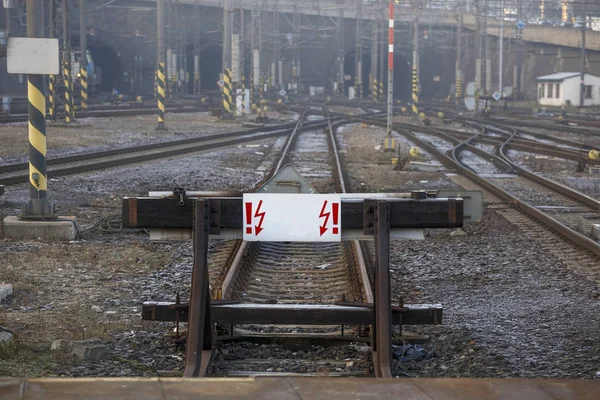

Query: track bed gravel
[1,117,599,379]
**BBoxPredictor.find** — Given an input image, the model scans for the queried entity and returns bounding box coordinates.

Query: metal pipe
[499,0,504,97]
[580,13,587,108]
[387,1,393,137]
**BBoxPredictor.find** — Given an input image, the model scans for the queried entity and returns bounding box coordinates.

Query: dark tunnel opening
[88,40,123,94]
[199,46,223,91]
[344,52,411,102]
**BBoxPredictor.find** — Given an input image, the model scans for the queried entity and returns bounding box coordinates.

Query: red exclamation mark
[245,202,253,234]
[332,202,339,234]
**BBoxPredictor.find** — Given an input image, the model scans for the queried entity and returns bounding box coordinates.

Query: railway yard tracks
[360,113,600,285]
[122,106,462,378]
[2,98,600,386]
[0,117,338,188]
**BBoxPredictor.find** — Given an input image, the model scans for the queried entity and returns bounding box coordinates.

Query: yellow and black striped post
[157,62,166,129]
[48,75,56,121]
[240,73,246,115]
[455,77,462,107]
[378,79,384,104]
[372,78,378,103]
[222,68,233,116]
[63,62,75,122]
[259,74,264,102]
[80,67,88,109]
[411,66,419,117]
[154,70,158,98]
[23,74,53,217]
[194,72,201,95]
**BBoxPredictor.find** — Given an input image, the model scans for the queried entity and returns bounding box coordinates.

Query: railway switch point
[3,216,77,241]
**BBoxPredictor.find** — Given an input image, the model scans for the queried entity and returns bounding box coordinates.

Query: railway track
[361,116,600,284]
[202,108,373,376]
[0,104,207,124]
[0,118,338,188]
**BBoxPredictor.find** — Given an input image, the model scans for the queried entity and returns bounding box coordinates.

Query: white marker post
[243,194,342,242]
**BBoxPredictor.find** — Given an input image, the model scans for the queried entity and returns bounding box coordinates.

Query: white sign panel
[7,38,59,75]
[243,194,342,242]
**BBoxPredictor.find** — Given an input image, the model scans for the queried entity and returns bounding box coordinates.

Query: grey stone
[450,229,467,237]
[91,305,103,313]
[71,339,106,361]
[3,216,77,241]
[0,284,13,302]
[0,331,14,352]
[51,339,73,353]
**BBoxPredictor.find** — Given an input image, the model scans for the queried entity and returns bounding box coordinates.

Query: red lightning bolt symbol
[254,200,266,235]
[319,200,330,236]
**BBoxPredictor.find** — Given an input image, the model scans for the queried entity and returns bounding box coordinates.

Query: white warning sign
[243,194,342,242]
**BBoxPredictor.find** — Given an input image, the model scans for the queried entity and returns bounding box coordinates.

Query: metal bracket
[209,199,221,235]
[173,188,187,206]
[363,199,375,236]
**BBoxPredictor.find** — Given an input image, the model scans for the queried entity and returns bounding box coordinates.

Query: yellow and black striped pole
[24,74,53,217]
[157,62,166,129]
[378,79,384,104]
[80,67,88,109]
[259,74,264,102]
[48,75,56,121]
[63,61,74,122]
[373,78,378,103]
[194,72,200,95]
[411,66,419,116]
[240,73,246,115]
[456,76,462,107]
[222,68,233,116]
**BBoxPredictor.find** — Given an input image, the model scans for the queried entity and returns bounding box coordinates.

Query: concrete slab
[0,284,13,302]
[0,377,598,400]
[2,216,77,241]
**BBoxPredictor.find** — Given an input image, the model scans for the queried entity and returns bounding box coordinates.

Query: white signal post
[387,1,394,139]
[243,194,342,242]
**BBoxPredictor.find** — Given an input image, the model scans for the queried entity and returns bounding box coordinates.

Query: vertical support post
[475,0,482,111]
[222,0,233,117]
[223,69,233,116]
[194,5,201,95]
[498,0,504,102]
[62,0,74,122]
[412,13,419,118]
[157,0,166,130]
[48,0,56,121]
[23,0,54,218]
[515,0,523,100]
[373,200,391,378]
[183,199,213,377]
[79,0,88,109]
[371,18,378,102]
[378,12,384,104]
[580,12,587,108]
[386,1,393,139]
[484,0,491,96]
[455,3,463,108]
[354,0,361,99]
[337,3,344,96]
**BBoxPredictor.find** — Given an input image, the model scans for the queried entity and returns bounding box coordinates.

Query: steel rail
[0,119,335,188]
[362,116,600,259]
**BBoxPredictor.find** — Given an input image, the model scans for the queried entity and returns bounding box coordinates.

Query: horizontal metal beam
[122,197,463,230]
[142,301,443,326]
